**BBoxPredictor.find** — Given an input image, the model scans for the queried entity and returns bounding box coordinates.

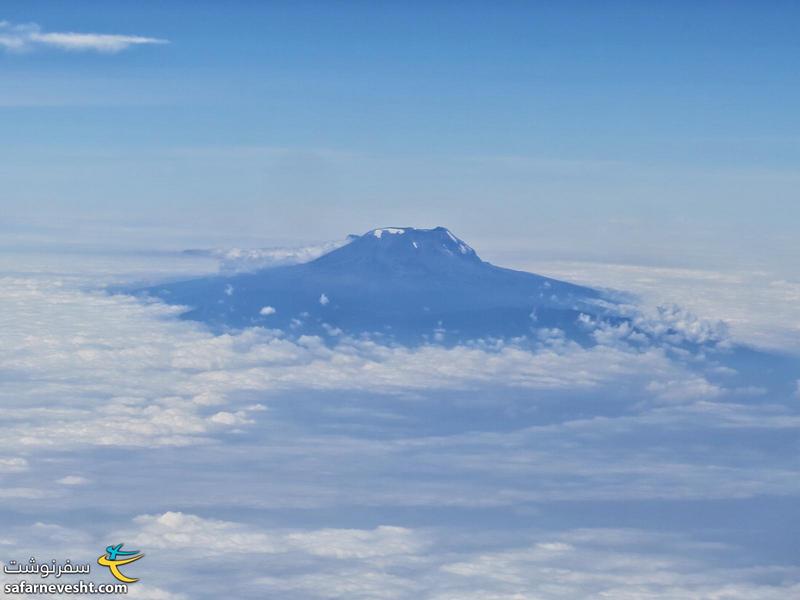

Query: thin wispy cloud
[0,20,167,53]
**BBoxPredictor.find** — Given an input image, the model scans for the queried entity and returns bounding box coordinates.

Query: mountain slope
[139,227,614,343]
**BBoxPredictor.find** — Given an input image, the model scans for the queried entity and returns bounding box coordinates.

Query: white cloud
[0,458,28,473]
[128,512,423,561]
[259,305,277,316]
[319,293,330,305]
[286,526,425,559]
[431,528,800,600]
[518,259,800,354]
[56,475,90,486]
[130,512,282,555]
[116,513,800,600]
[208,410,253,426]
[0,21,167,53]
[0,488,50,499]
[322,323,342,336]
[645,376,723,402]
[193,238,352,274]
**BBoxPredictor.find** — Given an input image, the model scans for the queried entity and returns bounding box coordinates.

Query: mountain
[138,227,615,344]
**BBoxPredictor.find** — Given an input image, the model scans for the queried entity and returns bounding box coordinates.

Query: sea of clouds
[0,246,797,599]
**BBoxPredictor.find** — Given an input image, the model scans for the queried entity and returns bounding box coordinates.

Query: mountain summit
[139,227,612,343]
[319,227,482,268]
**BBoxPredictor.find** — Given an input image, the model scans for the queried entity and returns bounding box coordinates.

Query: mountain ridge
[137,227,613,344]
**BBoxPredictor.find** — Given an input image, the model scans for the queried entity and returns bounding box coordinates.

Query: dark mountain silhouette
[139,227,616,343]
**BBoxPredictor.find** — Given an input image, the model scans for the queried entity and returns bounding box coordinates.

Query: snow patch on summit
[373,228,406,239]
[441,229,473,254]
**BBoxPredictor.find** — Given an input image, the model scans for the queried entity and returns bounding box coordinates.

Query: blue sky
[1,1,798,269]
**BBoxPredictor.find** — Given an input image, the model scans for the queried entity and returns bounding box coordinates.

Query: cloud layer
[518,259,800,354]
[0,273,755,452]
[0,250,798,598]
[4,512,798,599]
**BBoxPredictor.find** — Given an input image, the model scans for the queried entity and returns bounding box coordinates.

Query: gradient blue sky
[2,1,798,268]
[1,6,800,598]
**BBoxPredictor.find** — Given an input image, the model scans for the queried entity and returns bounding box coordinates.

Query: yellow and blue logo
[97,544,143,583]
